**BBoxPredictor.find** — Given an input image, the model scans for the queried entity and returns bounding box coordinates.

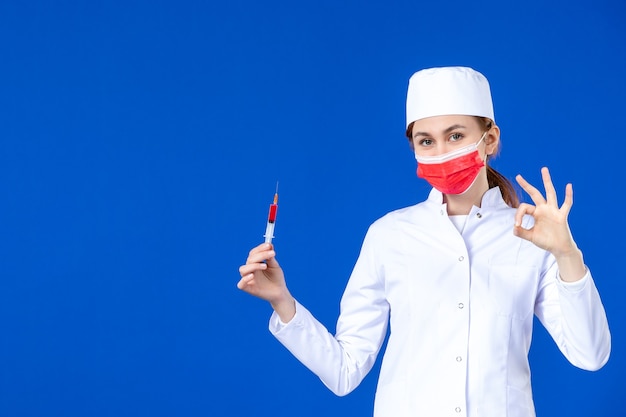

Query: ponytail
[486,165,519,208]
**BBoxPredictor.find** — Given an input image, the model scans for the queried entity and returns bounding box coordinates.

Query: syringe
[264,182,279,244]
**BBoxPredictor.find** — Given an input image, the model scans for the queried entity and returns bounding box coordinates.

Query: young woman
[237,66,610,417]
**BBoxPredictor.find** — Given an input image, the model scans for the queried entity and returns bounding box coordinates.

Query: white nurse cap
[405,66,495,129]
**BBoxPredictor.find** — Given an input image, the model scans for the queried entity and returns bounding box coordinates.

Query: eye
[449,132,464,142]
[417,138,433,147]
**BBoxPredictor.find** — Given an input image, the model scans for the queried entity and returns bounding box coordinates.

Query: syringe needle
[273,181,279,204]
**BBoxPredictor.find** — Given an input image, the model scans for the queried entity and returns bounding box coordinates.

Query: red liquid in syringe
[264,185,278,244]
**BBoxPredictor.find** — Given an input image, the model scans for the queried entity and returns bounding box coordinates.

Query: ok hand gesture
[514,167,586,282]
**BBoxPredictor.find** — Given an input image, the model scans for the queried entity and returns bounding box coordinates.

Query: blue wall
[0,0,623,415]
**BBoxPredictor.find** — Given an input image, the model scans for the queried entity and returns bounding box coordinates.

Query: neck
[443,171,490,215]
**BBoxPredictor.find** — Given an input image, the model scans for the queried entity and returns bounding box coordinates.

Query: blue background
[0,0,624,415]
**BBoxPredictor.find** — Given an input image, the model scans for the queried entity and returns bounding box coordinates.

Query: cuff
[269,299,303,334]
[557,267,591,293]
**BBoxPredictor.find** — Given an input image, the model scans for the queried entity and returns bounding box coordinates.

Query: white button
[458,256,464,261]
[476,212,482,218]
[455,407,462,413]
[458,303,464,309]
[456,356,462,362]
[440,210,444,215]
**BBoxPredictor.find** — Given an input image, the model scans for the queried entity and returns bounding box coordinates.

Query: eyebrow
[412,124,467,139]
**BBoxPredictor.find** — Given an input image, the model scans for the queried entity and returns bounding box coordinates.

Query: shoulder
[368,200,433,233]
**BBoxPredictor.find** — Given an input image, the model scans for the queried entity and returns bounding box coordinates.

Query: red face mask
[415,132,487,195]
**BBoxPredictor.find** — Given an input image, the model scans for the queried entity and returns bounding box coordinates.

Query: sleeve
[534,261,611,371]
[268,224,390,396]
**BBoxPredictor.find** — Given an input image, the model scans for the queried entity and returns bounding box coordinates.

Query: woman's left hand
[514,167,586,282]
[514,167,579,258]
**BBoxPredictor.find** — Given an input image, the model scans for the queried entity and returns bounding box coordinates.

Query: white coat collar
[425,186,508,211]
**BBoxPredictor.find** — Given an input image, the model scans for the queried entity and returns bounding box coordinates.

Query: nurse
[237,66,610,417]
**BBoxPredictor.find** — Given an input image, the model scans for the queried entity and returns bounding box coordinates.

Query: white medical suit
[269,187,610,417]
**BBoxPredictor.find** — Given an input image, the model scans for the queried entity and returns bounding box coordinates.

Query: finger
[516,174,546,205]
[513,223,533,242]
[266,254,281,268]
[560,183,574,215]
[239,262,267,277]
[541,167,558,206]
[237,275,258,295]
[237,274,256,290]
[514,202,535,227]
[248,242,273,258]
[246,248,276,265]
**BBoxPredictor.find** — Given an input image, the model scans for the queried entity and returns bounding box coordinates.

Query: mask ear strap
[477,131,487,146]
[479,131,490,162]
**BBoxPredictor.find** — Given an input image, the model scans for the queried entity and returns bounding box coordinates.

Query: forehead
[411,114,480,134]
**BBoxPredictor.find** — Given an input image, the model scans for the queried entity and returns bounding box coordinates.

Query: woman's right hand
[237,243,295,322]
